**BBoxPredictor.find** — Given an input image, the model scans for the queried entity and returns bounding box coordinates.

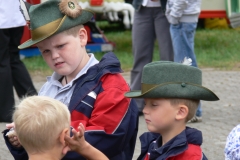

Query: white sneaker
[188,116,202,123]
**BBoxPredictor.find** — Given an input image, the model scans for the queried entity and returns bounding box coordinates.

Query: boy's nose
[142,106,148,114]
[51,51,60,59]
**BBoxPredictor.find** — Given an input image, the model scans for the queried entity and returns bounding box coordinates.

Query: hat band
[141,82,193,94]
[142,83,158,94]
[31,17,65,40]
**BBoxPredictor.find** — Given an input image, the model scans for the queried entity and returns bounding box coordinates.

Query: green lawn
[22,22,240,76]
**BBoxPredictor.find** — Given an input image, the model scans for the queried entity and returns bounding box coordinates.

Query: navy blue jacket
[137,127,208,160]
[3,52,139,160]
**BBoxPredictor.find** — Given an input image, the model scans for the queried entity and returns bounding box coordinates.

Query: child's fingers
[72,128,80,140]
[64,134,72,144]
[78,123,85,136]
[64,135,77,151]
[8,136,21,147]
[64,134,71,141]
[9,136,19,143]
[65,134,77,145]
[6,123,14,129]
[79,123,85,132]
[71,128,77,135]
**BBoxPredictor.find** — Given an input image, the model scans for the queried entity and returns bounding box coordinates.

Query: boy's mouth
[55,62,64,67]
[145,119,151,123]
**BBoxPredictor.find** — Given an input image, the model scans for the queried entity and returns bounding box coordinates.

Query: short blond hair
[13,96,70,154]
[169,98,200,122]
[64,24,84,37]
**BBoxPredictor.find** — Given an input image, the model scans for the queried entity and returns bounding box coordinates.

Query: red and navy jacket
[138,127,208,160]
[3,52,139,160]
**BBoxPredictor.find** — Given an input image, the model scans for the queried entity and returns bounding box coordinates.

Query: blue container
[19,48,41,57]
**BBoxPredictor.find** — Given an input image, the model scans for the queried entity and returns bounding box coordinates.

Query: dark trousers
[0,26,37,122]
[131,7,174,112]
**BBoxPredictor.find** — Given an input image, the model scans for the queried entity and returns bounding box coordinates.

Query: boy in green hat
[10,96,108,160]
[3,0,138,160]
[125,61,219,160]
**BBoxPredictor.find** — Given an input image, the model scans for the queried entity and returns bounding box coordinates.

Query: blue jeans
[196,102,202,117]
[170,22,198,67]
[170,22,202,117]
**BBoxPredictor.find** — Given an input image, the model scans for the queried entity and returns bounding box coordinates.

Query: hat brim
[19,9,93,49]
[125,83,219,101]
[19,36,49,49]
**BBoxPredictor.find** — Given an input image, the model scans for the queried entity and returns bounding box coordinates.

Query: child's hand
[6,122,15,129]
[64,123,109,160]
[64,123,89,153]
[5,123,22,148]
[8,134,22,148]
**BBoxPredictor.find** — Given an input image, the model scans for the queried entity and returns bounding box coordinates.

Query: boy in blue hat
[125,61,219,159]
[3,0,138,160]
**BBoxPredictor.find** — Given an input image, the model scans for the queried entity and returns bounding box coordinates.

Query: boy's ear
[175,104,188,121]
[59,128,69,145]
[60,128,71,155]
[78,28,88,47]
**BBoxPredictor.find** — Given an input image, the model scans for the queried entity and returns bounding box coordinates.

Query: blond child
[8,96,108,160]
[3,0,138,159]
[125,61,219,159]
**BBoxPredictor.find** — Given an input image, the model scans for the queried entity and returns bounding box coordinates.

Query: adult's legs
[131,7,155,112]
[9,27,37,98]
[0,29,15,122]
[170,22,202,119]
[154,8,173,61]
[170,22,198,66]
[196,103,202,117]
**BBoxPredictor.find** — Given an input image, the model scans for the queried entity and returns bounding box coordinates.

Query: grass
[22,56,52,76]
[22,21,240,76]
[195,29,240,69]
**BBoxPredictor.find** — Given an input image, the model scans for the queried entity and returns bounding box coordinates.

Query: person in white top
[0,0,37,122]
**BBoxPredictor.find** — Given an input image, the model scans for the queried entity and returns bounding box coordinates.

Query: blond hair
[64,24,84,37]
[169,98,200,122]
[13,96,70,154]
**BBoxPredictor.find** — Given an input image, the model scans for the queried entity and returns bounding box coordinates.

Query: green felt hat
[125,61,219,101]
[19,0,94,49]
